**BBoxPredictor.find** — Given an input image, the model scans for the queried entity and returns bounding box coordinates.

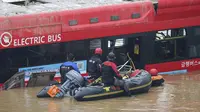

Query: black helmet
[107,52,116,61]
[67,53,75,61]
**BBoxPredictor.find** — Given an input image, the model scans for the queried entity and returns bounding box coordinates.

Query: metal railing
[3,71,25,90]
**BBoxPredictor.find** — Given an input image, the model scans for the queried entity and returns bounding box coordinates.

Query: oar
[118,59,131,71]
[127,53,136,70]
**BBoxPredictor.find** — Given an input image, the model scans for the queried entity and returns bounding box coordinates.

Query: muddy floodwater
[1,71,200,112]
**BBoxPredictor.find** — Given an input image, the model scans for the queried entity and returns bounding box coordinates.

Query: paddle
[127,52,136,70]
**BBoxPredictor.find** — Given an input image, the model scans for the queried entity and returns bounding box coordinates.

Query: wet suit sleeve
[111,62,122,79]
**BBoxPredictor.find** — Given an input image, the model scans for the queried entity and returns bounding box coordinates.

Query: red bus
[0,0,200,84]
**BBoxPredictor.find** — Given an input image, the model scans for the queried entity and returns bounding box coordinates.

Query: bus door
[127,37,141,69]
[127,32,155,69]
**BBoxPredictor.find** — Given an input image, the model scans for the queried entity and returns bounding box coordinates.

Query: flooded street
[1,72,200,112]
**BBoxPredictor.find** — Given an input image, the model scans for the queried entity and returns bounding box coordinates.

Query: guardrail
[3,71,25,90]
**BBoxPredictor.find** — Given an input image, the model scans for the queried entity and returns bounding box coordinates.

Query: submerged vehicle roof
[0,0,157,17]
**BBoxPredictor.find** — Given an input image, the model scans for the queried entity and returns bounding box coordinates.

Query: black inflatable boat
[74,70,152,101]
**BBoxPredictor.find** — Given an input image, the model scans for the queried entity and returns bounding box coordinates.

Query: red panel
[81,73,88,77]
[61,15,200,42]
[53,77,61,83]
[145,58,200,73]
[0,1,200,50]
[0,13,61,30]
[0,1,153,30]
[155,5,200,20]
[0,2,156,49]
[0,25,62,49]
[158,0,200,9]
[1,14,200,49]
[0,83,3,90]
[60,1,154,26]
[157,0,200,19]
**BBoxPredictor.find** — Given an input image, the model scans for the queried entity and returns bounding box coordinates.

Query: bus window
[195,27,200,36]
[90,39,101,50]
[107,38,127,65]
[88,39,102,58]
[69,40,87,60]
[156,29,186,41]
[153,28,187,63]
[40,43,62,63]
[188,26,200,58]
[108,38,125,48]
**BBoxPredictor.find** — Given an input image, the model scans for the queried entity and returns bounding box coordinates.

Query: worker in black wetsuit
[101,52,131,96]
[53,53,84,98]
[60,53,80,84]
[87,48,103,80]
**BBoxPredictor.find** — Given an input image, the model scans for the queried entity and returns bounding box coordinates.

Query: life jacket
[88,55,102,79]
[101,61,121,86]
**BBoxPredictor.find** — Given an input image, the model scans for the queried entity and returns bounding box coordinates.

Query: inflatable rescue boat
[74,69,152,101]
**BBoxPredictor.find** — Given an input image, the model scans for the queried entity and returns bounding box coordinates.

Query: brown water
[1,72,200,112]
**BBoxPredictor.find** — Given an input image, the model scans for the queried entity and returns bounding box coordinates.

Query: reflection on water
[1,72,200,112]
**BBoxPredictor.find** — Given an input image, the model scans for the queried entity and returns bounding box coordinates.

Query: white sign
[0,32,12,47]
[19,60,87,82]
[181,60,200,68]
[0,32,61,48]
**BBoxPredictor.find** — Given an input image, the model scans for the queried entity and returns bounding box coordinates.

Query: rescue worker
[60,53,80,84]
[88,48,103,80]
[101,52,131,96]
[51,53,84,98]
[149,68,158,76]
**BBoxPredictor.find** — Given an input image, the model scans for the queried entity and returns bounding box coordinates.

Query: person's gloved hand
[122,74,129,79]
